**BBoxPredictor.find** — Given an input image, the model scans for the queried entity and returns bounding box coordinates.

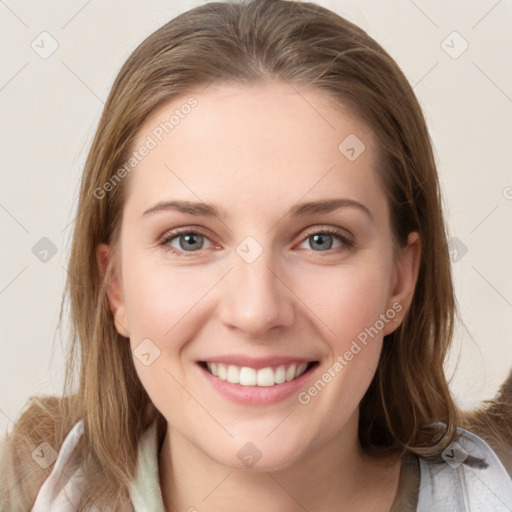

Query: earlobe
[96,243,130,338]
[383,232,421,336]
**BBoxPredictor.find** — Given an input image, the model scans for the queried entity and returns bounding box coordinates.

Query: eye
[297,227,353,254]
[158,226,354,257]
[159,229,214,256]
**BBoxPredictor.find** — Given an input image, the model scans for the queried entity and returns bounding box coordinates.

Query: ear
[96,243,130,338]
[383,231,421,336]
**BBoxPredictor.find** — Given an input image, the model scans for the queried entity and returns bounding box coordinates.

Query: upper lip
[199,355,318,370]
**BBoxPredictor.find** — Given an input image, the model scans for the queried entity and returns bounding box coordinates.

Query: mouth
[198,360,319,387]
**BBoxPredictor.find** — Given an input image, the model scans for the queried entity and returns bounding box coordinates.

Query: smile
[197,358,320,405]
[200,361,318,387]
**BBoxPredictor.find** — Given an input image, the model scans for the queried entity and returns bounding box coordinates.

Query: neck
[158,412,402,512]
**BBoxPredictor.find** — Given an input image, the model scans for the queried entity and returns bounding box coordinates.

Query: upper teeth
[206,362,309,386]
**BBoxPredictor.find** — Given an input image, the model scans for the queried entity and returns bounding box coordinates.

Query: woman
[1,1,511,510]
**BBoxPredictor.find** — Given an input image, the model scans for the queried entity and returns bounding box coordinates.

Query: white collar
[31,419,166,512]
[127,420,166,512]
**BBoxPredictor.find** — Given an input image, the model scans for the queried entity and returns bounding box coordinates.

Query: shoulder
[30,419,97,511]
[0,395,79,511]
[417,427,512,511]
[30,418,160,512]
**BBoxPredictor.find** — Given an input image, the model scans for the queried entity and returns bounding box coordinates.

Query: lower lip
[197,362,319,405]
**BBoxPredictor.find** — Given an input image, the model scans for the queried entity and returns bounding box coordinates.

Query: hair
[462,370,512,472]
[1,0,504,509]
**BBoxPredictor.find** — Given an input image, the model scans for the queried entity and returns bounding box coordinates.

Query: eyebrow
[142,198,372,220]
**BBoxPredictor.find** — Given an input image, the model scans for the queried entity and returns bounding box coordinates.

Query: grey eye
[169,232,212,251]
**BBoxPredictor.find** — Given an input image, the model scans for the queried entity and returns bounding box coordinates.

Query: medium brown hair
[1,0,464,509]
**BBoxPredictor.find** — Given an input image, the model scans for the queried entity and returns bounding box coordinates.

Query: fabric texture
[31,420,512,511]
[416,429,512,511]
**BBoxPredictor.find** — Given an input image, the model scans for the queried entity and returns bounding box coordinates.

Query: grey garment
[391,428,512,511]
[390,453,420,512]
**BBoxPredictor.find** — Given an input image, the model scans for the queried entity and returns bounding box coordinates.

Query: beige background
[1,0,511,437]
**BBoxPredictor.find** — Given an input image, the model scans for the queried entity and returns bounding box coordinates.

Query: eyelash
[158,226,354,258]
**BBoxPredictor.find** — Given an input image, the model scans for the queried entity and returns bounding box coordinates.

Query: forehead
[124,81,385,218]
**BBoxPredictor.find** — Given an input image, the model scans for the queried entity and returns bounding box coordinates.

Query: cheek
[295,265,390,427]
[120,255,205,419]
[122,245,393,354]
[122,255,210,342]
[302,259,393,346]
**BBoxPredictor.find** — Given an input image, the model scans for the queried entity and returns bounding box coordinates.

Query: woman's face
[98,81,419,470]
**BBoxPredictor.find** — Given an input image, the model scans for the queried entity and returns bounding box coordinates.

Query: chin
[205,434,309,472]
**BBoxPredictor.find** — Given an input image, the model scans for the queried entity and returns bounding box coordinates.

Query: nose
[217,246,295,339]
